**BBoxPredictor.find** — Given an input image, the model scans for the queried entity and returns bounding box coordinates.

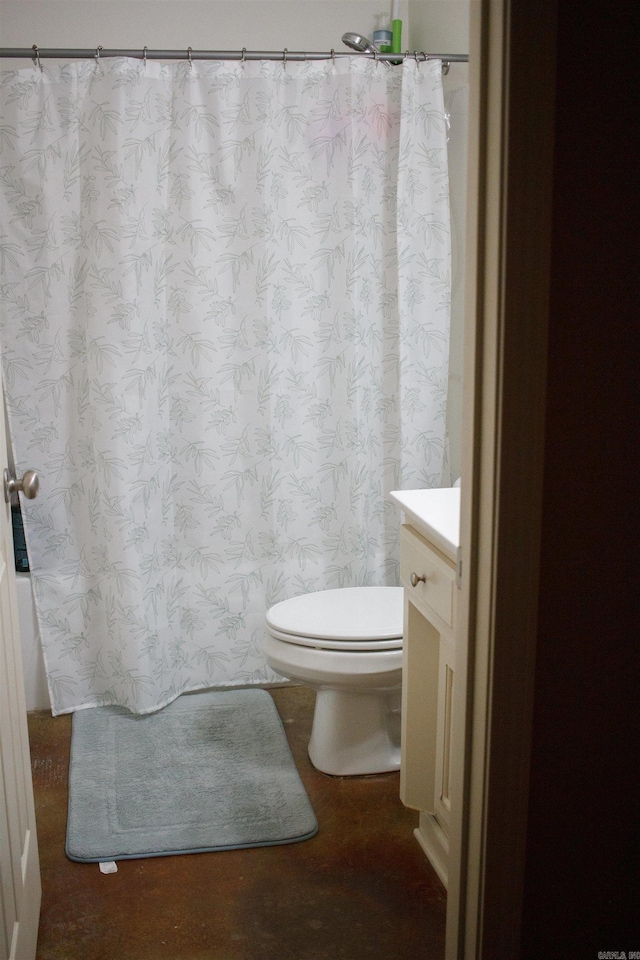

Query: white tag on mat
[99,861,118,874]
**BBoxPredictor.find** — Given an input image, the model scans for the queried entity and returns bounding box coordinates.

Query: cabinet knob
[410,571,427,588]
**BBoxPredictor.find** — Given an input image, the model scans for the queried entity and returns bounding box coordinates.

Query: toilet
[264,586,404,777]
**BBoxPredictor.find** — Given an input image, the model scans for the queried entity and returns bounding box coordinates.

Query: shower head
[342,32,376,54]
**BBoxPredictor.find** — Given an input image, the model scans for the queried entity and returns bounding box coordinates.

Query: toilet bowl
[264,586,404,776]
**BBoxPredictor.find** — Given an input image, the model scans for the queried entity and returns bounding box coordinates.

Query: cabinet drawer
[400,524,456,627]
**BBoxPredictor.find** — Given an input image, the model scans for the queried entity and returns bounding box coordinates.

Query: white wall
[409,0,469,54]
[0,1,411,52]
[443,65,469,483]
[0,1,468,64]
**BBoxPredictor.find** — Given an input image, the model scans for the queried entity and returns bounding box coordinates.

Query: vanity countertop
[390,487,460,561]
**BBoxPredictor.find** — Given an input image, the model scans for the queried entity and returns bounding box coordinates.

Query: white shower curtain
[0,56,451,714]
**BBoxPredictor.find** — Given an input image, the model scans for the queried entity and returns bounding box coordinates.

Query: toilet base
[308,687,401,776]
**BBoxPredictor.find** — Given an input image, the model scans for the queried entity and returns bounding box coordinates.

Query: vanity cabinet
[394,502,459,889]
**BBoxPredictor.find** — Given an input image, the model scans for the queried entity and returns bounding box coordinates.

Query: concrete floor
[28,685,446,960]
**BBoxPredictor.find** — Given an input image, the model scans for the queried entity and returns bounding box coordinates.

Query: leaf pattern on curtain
[0,57,450,714]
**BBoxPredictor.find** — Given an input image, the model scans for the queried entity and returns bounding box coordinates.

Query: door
[0,350,41,959]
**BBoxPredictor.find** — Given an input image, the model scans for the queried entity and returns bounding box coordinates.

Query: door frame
[446,0,557,955]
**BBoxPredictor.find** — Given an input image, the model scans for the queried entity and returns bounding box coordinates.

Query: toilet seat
[264,587,404,774]
[266,586,404,652]
[266,625,402,651]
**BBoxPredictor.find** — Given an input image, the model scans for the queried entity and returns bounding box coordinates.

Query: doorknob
[3,468,40,503]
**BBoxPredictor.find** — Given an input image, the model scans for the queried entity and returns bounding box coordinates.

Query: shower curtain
[0,56,451,714]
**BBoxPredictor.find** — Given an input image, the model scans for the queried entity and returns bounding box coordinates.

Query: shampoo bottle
[373,13,393,53]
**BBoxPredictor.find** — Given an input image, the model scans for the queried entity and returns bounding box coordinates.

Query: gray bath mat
[66,688,318,862]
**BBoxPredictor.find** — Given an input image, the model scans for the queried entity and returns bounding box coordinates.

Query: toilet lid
[266,587,404,642]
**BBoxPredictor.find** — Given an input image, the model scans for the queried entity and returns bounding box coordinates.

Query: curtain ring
[414,51,419,63]
[143,46,148,64]
[331,49,335,62]
[373,48,379,66]
[421,52,428,62]
[31,44,42,72]
[442,60,450,75]
[241,47,246,62]
[95,45,103,62]
[282,48,288,66]
[187,46,193,66]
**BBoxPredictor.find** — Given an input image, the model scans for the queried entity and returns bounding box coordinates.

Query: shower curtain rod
[0,46,468,65]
